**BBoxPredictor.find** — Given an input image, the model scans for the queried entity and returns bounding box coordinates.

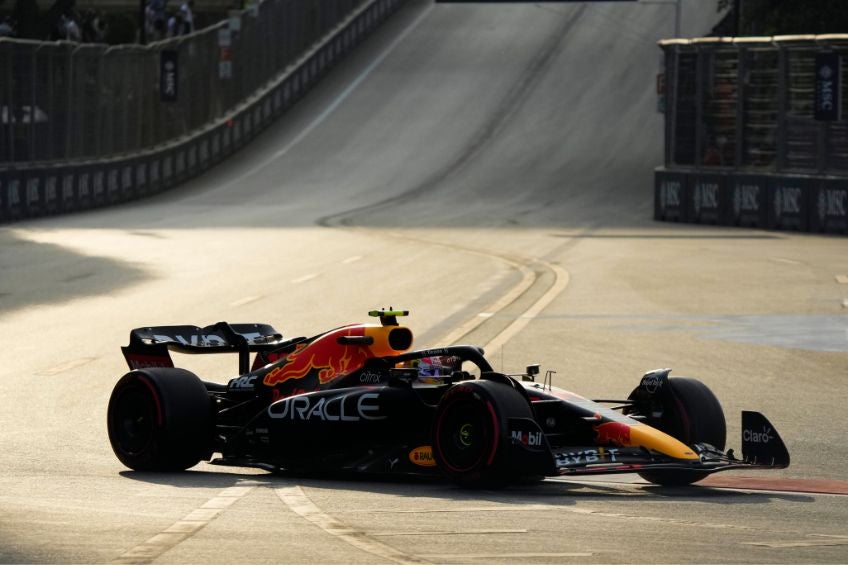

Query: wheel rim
[436,397,493,473]
[110,383,158,456]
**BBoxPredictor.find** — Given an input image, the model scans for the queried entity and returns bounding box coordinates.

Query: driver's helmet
[415,355,461,384]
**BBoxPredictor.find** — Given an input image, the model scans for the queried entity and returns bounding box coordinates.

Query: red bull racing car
[107,310,790,486]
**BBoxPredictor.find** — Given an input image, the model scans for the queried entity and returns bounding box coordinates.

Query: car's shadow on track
[119,467,815,507]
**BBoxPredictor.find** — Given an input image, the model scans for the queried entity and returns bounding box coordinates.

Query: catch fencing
[0,0,408,221]
[655,34,848,234]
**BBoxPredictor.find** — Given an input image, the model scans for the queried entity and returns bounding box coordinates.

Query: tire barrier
[655,168,848,235]
[0,0,408,224]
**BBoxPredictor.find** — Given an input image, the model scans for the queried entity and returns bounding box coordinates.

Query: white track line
[112,486,254,565]
[276,486,431,565]
[482,261,570,355]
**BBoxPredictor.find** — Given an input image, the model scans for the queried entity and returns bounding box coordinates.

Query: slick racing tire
[432,378,533,487]
[637,377,726,486]
[107,368,213,471]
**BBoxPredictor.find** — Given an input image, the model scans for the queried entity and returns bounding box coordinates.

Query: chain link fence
[1,0,364,164]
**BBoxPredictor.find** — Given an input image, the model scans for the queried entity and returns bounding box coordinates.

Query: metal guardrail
[656,34,848,234]
[0,0,408,222]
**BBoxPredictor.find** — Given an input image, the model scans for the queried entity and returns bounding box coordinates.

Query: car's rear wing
[122,321,290,374]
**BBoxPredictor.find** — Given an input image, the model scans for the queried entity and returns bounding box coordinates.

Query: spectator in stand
[166,8,185,37]
[179,0,194,33]
[11,0,41,39]
[145,0,167,41]
[0,16,16,37]
[80,9,106,43]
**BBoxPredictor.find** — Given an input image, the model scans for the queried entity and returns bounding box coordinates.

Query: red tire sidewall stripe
[137,375,164,427]
[485,400,499,466]
[434,390,499,474]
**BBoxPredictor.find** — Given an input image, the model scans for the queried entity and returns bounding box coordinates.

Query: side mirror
[523,364,540,382]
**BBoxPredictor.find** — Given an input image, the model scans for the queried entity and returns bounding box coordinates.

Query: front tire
[107,368,213,471]
[432,378,534,487]
[636,377,726,486]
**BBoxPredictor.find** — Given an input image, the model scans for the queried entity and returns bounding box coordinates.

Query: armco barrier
[0,0,408,224]
[655,168,848,235]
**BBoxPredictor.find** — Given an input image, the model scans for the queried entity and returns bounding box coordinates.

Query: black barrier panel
[135,160,148,197]
[244,110,254,139]
[162,153,174,187]
[92,169,107,206]
[24,172,45,218]
[221,124,231,155]
[3,172,24,221]
[654,169,688,222]
[106,167,121,203]
[199,137,210,170]
[61,170,77,212]
[187,143,198,176]
[211,130,221,159]
[108,167,121,203]
[148,156,162,194]
[77,169,93,209]
[175,149,187,181]
[812,178,848,234]
[121,164,134,201]
[727,174,769,228]
[273,88,282,114]
[768,176,813,231]
[688,172,726,225]
[233,118,243,148]
[44,170,60,214]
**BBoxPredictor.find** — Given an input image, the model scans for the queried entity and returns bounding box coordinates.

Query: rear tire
[637,377,726,486]
[432,378,534,487]
[107,368,213,471]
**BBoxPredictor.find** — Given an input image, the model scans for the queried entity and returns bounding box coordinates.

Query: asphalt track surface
[2,1,848,563]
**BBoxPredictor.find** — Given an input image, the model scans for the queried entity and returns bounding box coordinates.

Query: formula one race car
[107,310,790,486]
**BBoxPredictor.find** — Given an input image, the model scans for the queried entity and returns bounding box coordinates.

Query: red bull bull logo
[263,338,372,387]
[262,324,412,388]
[593,421,633,447]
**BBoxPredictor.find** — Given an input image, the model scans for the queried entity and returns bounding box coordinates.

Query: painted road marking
[370,528,528,537]
[36,357,97,376]
[276,486,431,565]
[701,475,848,496]
[438,262,535,346]
[342,255,363,264]
[483,261,570,357]
[230,295,262,307]
[420,553,593,559]
[291,273,319,284]
[743,534,848,549]
[835,275,848,284]
[112,486,254,565]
